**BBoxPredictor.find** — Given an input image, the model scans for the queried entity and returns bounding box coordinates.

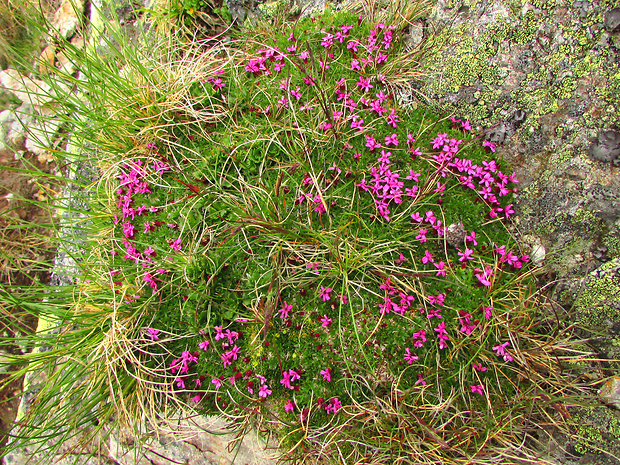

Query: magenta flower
[326,397,341,414]
[211,378,222,388]
[434,261,447,277]
[122,221,135,239]
[404,348,419,364]
[482,140,497,153]
[493,341,513,362]
[473,363,487,372]
[386,108,400,128]
[169,238,182,252]
[320,368,331,382]
[411,212,423,222]
[199,340,210,350]
[191,394,201,403]
[146,328,159,341]
[466,231,478,245]
[318,286,332,301]
[421,250,434,264]
[356,77,373,92]
[259,384,272,398]
[470,384,484,395]
[416,229,427,243]
[365,134,381,151]
[279,301,293,319]
[384,133,398,146]
[320,315,332,328]
[483,306,493,319]
[415,373,427,386]
[284,399,295,412]
[412,330,427,348]
[458,248,474,262]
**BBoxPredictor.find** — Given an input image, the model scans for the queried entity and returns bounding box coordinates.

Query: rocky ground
[0,0,619,463]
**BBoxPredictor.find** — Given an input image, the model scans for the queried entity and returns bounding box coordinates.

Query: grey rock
[604,8,620,33]
[487,123,508,144]
[599,376,620,409]
[588,129,620,163]
[573,0,593,19]
[445,222,466,248]
[511,109,526,128]
[226,0,247,24]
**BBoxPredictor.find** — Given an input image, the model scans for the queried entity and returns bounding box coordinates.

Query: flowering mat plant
[9,7,592,465]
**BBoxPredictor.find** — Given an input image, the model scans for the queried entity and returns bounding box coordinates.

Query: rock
[511,109,527,129]
[5,104,37,150]
[588,130,620,163]
[445,222,466,248]
[405,21,425,50]
[25,118,63,156]
[51,0,86,40]
[38,46,56,74]
[487,123,508,144]
[604,8,620,33]
[0,69,69,113]
[599,376,620,409]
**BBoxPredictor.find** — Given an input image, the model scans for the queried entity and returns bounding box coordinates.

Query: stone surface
[600,376,620,410]
[51,0,86,40]
[588,129,620,164]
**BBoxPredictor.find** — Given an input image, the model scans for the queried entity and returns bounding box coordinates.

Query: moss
[573,407,620,456]
[574,259,620,326]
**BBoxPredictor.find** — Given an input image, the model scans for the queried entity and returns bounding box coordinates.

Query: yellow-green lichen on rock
[572,406,620,456]
[574,258,620,327]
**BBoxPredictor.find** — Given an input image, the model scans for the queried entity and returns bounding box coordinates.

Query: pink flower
[404,348,419,364]
[470,384,484,395]
[211,378,222,388]
[493,342,513,362]
[356,77,373,92]
[421,250,434,264]
[386,108,400,128]
[122,221,135,239]
[384,133,399,146]
[284,399,295,412]
[191,394,201,403]
[482,140,496,153]
[326,397,341,413]
[146,328,159,341]
[483,306,493,319]
[259,385,272,398]
[458,248,474,262]
[411,212,423,222]
[199,340,210,350]
[365,134,381,151]
[318,286,332,301]
[415,373,427,386]
[395,253,405,264]
[473,363,487,372]
[466,231,478,245]
[416,229,427,243]
[320,368,331,382]
[434,261,447,277]
[279,301,293,319]
[320,315,332,328]
[169,238,182,252]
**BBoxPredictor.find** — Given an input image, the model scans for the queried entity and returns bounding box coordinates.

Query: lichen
[574,259,620,326]
[572,407,620,456]
[603,236,620,259]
